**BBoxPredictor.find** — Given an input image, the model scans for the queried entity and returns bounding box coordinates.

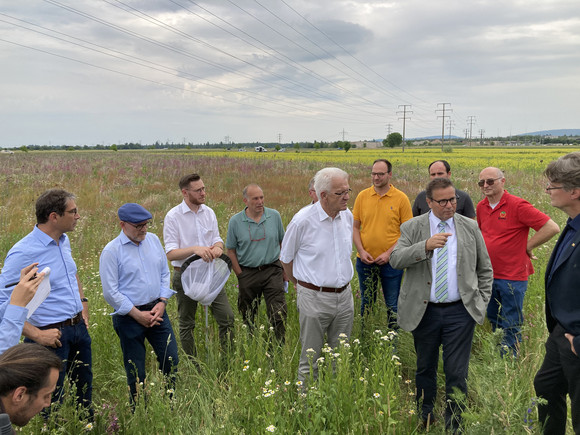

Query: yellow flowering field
[200,146,575,172]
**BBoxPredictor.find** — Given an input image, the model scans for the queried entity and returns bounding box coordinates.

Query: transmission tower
[446,119,456,141]
[467,116,476,146]
[397,105,412,152]
[436,103,452,151]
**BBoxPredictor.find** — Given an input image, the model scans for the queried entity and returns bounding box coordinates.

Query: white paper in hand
[25,266,51,319]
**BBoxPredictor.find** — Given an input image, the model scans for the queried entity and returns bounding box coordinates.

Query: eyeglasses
[126,221,150,231]
[188,186,206,194]
[371,172,388,177]
[545,184,565,192]
[430,196,457,207]
[478,177,502,187]
[333,189,352,197]
[65,208,78,215]
[248,224,266,242]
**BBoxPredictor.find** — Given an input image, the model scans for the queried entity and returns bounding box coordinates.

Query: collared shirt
[0,226,82,327]
[477,190,550,280]
[429,212,459,303]
[0,302,28,354]
[352,184,413,258]
[280,202,354,288]
[226,207,284,268]
[100,231,175,316]
[163,201,223,267]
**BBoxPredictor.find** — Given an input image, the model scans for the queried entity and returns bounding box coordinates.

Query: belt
[135,299,162,311]
[297,280,349,293]
[39,312,83,330]
[428,299,462,308]
[241,261,279,271]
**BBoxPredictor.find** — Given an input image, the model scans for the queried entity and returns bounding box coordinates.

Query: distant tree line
[4,134,579,152]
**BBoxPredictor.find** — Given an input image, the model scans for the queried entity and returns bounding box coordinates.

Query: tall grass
[0,149,575,434]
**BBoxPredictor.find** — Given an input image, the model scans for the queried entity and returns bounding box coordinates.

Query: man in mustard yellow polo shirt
[353,159,413,329]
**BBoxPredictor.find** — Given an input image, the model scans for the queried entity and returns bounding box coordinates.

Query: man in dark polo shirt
[413,160,475,218]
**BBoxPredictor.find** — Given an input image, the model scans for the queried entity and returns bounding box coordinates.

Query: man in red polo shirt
[477,167,559,356]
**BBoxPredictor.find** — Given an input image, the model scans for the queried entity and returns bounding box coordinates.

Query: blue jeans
[26,320,93,415]
[112,311,179,402]
[486,279,527,354]
[356,258,403,328]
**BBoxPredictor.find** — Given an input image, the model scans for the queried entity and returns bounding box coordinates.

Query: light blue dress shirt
[0,302,28,354]
[100,231,175,316]
[0,226,82,327]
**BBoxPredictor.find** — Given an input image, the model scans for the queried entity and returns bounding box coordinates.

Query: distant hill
[520,129,580,136]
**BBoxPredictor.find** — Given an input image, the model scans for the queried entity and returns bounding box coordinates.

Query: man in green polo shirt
[226,184,287,342]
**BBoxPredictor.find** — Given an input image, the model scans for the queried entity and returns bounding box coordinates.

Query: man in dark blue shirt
[534,152,580,434]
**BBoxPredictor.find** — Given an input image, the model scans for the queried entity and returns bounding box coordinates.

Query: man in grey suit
[391,177,493,432]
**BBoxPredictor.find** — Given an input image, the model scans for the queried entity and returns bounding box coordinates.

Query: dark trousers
[26,321,93,416]
[173,270,235,357]
[412,301,475,430]
[237,262,287,341]
[113,311,179,402]
[534,323,580,435]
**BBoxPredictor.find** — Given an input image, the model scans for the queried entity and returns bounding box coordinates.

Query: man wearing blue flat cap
[99,203,178,407]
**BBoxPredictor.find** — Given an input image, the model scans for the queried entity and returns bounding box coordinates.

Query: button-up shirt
[163,201,223,268]
[100,231,175,316]
[0,226,82,327]
[281,202,354,288]
[429,212,459,303]
[0,302,28,354]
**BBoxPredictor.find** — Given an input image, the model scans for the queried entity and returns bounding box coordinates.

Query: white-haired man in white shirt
[281,167,354,382]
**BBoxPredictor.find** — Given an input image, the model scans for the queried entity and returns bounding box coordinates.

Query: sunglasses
[478,177,502,187]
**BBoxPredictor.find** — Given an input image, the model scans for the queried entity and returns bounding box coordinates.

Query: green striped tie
[435,221,448,302]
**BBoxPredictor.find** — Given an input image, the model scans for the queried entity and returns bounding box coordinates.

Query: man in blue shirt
[0,189,92,417]
[100,203,178,407]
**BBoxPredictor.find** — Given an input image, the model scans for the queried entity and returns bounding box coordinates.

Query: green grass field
[2,147,578,434]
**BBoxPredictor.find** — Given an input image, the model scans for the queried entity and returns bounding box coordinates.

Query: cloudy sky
[0,0,578,147]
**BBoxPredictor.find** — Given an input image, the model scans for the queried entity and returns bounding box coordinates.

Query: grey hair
[544,152,580,191]
[314,167,349,199]
[242,183,261,199]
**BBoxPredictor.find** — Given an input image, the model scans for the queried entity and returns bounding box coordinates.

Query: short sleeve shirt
[477,190,550,280]
[226,207,284,267]
[352,185,413,258]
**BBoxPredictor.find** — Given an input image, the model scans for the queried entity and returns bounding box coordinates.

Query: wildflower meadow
[1,146,577,434]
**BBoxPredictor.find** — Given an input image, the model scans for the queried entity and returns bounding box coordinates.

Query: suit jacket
[544,225,580,351]
[390,212,493,332]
